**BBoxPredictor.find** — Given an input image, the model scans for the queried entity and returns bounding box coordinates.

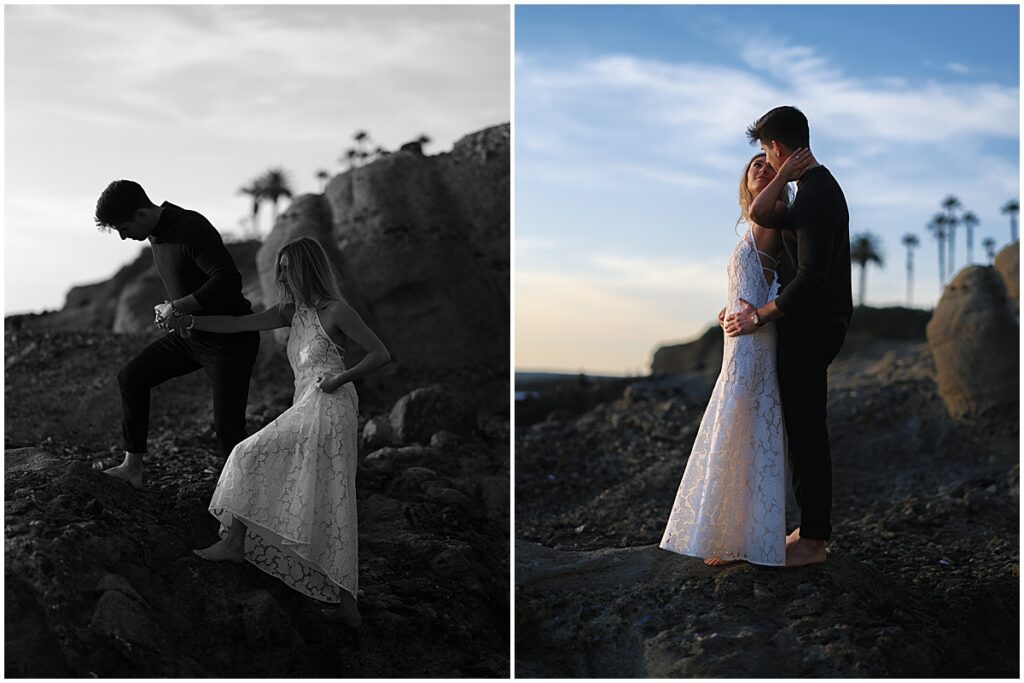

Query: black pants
[118,330,260,456]
[776,319,847,541]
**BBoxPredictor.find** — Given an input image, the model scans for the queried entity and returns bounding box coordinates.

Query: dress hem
[209,506,357,603]
[659,541,786,568]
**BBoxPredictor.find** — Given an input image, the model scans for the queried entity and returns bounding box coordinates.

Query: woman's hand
[317,375,346,393]
[777,148,812,182]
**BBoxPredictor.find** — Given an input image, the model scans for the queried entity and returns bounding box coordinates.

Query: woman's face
[277,253,291,288]
[746,155,776,196]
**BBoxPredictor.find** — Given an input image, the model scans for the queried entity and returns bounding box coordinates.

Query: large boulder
[993,240,1019,317]
[388,384,476,445]
[324,124,509,380]
[925,265,1018,420]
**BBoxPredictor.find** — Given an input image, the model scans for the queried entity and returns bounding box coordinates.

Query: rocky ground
[5,323,509,677]
[515,337,1018,677]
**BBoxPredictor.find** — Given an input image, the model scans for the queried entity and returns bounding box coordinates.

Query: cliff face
[322,124,510,380]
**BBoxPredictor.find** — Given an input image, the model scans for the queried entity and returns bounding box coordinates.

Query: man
[723,106,852,568]
[94,179,260,489]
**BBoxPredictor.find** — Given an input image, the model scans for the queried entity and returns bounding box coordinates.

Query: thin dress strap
[747,225,778,266]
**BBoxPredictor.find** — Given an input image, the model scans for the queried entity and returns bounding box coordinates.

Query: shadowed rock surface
[5,323,509,677]
[516,331,1018,677]
[926,264,1018,420]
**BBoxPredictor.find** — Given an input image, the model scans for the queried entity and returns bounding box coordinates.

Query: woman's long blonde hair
[275,236,347,309]
[737,152,791,228]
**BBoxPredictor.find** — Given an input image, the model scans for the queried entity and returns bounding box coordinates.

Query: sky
[515,4,1020,376]
[4,4,510,315]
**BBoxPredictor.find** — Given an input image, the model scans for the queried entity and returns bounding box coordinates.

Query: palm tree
[315,169,330,192]
[901,233,919,307]
[982,236,998,264]
[342,148,358,170]
[941,195,961,277]
[353,130,369,157]
[960,211,978,265]
[1001,199,1019,242]
[851,231,884,306]
[237,179,266,238]
[259,167,293,223]
[927,214,949,289]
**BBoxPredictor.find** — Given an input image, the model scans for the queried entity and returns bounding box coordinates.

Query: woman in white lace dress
[180,236,390,626]
[659,152,804,567]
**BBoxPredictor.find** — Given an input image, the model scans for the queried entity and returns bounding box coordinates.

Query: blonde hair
[737,152,791,228]
[275,236,346,309]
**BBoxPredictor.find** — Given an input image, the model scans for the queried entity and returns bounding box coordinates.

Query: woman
[174,236,390,626]
[659,150,808,567]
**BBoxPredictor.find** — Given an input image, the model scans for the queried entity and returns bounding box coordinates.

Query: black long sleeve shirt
[775,166,852,326]
[148,202,252,316]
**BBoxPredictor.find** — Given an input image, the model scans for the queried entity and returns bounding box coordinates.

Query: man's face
[113,210,151,241]
[760,140,782,172]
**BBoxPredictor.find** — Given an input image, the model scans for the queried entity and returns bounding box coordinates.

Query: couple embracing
[660,106,852,569]
[93,179,391,626]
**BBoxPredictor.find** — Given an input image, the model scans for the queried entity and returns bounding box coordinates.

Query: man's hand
[154,302,174,325]
[723,298,758,337]
[777,148,813,182]
[718,306,727,328]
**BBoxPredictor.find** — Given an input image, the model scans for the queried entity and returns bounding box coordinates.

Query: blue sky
[516,4,1020,375]
[5,4,509,315]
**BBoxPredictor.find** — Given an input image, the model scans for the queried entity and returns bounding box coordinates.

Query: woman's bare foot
[785,527,801,548]
[102,463,143,490]
[193,537,244,563]
[785,537,827,567]
[703,556,742,567]
[324,591,362,627]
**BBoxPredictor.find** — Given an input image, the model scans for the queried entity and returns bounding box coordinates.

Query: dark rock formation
[651,325,723,377]
[4,325,509,677]
[389,384,477,445]
[651,306,932,376]
[324,124,509,388]
[926,265,1018,420]
[516,338,1017,677]
[994,240,1019,316]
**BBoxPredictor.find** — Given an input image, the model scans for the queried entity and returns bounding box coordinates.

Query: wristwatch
[752,310,763,327]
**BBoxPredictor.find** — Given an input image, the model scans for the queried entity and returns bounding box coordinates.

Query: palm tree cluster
[897,195,1019,306]
[339,131,431,171]
[341,130,388,170]
[238,167,294,238]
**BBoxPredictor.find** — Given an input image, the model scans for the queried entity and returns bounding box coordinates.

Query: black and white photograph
[5,4,510,677]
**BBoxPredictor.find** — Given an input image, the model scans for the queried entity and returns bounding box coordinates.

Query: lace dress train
[209,305,359,601]
[659,227,787,566]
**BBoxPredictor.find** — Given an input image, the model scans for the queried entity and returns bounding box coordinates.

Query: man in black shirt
[724,106,852,568]
[94,180,260,489]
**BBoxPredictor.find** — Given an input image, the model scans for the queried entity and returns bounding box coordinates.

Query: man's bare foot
[786,527,801,548]
[103,464,143,490]
[703,556,742,567]
[193,538,244,563]
[785,537,827,568]
[324,591,362,627]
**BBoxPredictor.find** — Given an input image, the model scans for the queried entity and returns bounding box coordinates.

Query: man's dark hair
[746,106,810,150]
[94,179,154,230]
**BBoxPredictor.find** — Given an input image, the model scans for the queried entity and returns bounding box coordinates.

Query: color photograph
[514,5,1018,677]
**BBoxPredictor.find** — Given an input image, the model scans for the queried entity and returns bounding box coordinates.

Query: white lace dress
[659,226,787,566]
[209,305,359,601]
